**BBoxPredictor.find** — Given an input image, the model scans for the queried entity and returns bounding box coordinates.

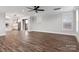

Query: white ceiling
[0,6,75,13]
[41,6,75,12]
[0,6,75,17]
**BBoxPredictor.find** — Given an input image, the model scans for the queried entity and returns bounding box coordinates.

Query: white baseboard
[30,30,76,36]
[0,33,6,36]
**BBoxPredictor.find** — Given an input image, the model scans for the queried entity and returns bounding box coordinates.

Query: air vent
[54,8,61,10]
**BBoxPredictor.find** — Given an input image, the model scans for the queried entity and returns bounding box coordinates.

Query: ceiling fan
[27,6,45,13]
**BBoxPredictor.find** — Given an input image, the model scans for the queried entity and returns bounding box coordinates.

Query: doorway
[22,19,28,31]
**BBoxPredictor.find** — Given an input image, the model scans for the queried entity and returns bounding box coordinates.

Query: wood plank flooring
[0,30,78,52]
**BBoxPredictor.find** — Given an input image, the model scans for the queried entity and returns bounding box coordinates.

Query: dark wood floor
[0,30,78,52]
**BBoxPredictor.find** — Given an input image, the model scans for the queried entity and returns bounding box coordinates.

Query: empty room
[0,6,79,52]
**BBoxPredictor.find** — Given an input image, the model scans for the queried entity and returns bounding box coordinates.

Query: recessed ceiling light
[53,8,61,10]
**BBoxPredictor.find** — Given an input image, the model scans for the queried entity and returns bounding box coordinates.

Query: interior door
[18,22,21,31]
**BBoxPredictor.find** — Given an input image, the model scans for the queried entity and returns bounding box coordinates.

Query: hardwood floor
[0,30,78,52]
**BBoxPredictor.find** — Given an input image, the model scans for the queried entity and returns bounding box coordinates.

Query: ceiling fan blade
[37,9,45,11]
[34,6,37,8]
[34,6,37,9]
[34,6,40,9]
[36,6,40,8]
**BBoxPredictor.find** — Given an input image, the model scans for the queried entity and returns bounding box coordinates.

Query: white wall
[0,12,6,36]
[76,8,79,42]
[30,11,76,35]
[30,14,60,32]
